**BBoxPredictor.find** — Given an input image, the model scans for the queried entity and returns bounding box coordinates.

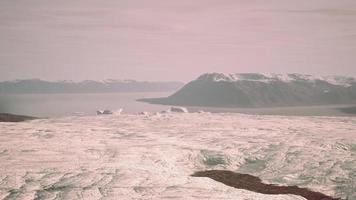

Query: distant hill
[139,73,356,107]
[0,79,184,94]
[0,113,37,122]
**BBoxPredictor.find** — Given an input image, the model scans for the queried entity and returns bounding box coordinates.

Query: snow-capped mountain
[0,79,184,94]
[198,73,356,87]
[140,73,356,107]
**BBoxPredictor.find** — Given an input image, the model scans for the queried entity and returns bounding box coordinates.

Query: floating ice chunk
[159,107,189,113]
[153,112,162,117]
[138,111,149,116]
[197,110,210,114]
[160,110,170,114]
[103,110,113,114]
[96,110,113,115]
[169,107,188,113]
[72,112,86,116]
[113,108,123,115]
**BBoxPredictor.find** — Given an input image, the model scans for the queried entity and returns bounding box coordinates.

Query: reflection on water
[0,92,171,117]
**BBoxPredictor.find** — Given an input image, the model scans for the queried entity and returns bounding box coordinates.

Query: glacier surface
[0,113,355,199]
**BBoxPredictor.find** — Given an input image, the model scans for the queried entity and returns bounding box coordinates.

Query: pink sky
[1,0,356,81]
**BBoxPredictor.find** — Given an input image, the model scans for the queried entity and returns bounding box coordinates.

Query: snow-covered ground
[0,113,355,199]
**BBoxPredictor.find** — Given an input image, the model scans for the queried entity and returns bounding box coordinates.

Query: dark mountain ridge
[0,79,184,94]
[139,73,356,107]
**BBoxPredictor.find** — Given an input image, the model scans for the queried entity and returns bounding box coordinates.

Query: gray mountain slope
[139,73,356,107]
[0,79,184,94]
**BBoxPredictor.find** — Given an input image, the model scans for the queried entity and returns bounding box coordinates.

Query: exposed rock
[0,113,37,122]
[192,170,341,200]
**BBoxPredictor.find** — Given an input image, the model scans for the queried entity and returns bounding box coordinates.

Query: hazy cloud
[0,0,356,81]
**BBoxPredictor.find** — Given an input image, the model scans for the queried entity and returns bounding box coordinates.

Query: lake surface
[1,92,355,117]
[0,92,172,117]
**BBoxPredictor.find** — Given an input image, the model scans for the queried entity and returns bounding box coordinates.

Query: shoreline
[0,113,37,122]
[137,101,356,116]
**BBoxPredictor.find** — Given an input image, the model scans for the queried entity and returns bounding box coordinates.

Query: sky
[0,0,356,82]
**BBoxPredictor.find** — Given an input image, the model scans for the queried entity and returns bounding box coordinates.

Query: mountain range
[0,79,184,94]
[139,73,356,107]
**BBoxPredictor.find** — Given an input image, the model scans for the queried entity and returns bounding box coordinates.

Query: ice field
[0,113,355,199]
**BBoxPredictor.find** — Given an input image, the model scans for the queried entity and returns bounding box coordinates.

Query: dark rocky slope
[0,113,37,122]
[192,170,341,200]
[140,73,356,107]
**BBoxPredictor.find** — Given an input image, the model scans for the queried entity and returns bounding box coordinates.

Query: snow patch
[198,73,356,87]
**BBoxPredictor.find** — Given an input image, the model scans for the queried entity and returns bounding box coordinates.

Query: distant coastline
[337,106,356,114]
[140,73,356,108]
[0,79,184,94]
[0,113,37,122]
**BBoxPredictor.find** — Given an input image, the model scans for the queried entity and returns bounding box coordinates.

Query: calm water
[0,92,172,117]
[1,92,355,117]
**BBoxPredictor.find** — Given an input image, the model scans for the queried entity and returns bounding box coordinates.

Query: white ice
[0,113,355,199]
